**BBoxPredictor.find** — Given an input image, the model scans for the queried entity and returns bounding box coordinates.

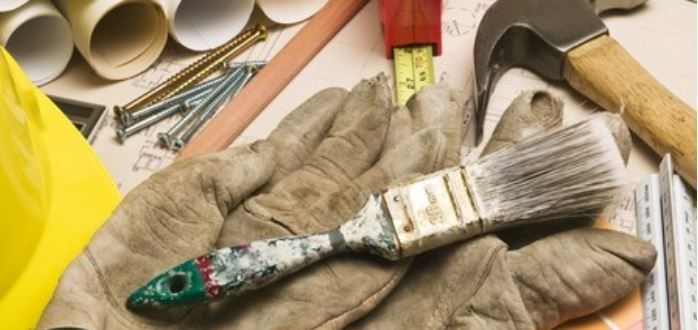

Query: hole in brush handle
[168,273,189,294]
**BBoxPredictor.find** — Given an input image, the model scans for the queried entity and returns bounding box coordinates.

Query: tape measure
[636,154,697,330]
[393,45,435,105]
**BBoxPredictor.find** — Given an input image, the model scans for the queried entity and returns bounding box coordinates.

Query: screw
[116,103,185,143]
[159,25,268,103]
[120,74,228,126]
[232,65,259,97]
[120,62,258,126]
[116,90,212,143]
[118,61,265,126]
[229,60,267,70]
[158,66,245,149]
[172,68,250,151]
[114,25,268,119]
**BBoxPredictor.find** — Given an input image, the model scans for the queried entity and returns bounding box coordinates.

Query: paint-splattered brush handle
[128,117,629,311]
[127,167,502,311]
[127,232,338,310]
[127,195,401,310]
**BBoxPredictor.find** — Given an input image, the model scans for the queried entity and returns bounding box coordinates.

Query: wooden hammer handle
[564,35,696,188]
[178,0,369,159]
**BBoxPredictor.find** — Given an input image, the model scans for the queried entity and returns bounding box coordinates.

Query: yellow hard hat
[0,47,120,328]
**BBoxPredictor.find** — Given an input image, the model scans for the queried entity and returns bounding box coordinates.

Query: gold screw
[115,24,268,119]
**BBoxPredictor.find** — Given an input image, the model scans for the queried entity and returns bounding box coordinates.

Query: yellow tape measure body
[393,45,435,105]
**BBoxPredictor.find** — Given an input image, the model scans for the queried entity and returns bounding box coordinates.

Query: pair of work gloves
[40,74,656,329]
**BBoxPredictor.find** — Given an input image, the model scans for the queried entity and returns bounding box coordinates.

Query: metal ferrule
[382,167,483,257]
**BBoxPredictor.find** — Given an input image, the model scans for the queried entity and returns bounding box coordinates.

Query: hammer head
[473,0,647,143]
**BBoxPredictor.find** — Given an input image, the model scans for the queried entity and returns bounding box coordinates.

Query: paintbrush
[126,114,627,311]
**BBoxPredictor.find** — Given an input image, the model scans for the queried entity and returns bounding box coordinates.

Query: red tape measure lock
[379,0,443,59]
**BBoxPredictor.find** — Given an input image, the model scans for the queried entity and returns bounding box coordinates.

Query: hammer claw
[472,0,609,144]
[473,0,695,187]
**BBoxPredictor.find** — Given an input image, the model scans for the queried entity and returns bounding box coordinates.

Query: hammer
[473,0,697,188]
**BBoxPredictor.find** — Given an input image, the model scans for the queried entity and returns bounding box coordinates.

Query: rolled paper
[0,0,73,85]
[0,0,29,13]
[257,0,328,24]
[53,0,168,80]
[158,0,255,51]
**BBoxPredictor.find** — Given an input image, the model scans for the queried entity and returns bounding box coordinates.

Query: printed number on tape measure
[393,45,435,105]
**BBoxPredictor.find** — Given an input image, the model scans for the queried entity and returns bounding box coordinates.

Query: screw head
[113,105,124,118]
[120,111,134,127]
[115,128,127,144]
[157,132,172,148]
[171,138,185,152]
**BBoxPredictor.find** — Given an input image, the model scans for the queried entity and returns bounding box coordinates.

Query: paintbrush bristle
[465,114,627,226]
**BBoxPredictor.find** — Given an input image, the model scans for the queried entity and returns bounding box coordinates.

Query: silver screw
[158,66,245,149]
[229,60,267,69]
[116,90,210,143]
[116,103,183,143]
[172,68,251,151]
[119,62,261,126]
[234,65,258,95]
[120,75,225,126]
[119,61,265,126]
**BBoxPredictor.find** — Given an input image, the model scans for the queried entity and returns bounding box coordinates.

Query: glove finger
[208,130,448,329]
[38,256,109,328]
[349,235,514,330]
[39,142,276,328]
[382,105,413,152]
[332,73,392,133]
[481,90,563,157]
[163,141,277,216]
[298,128,448,232]
[253,74,391,217]
[596,112,632,164]
[506,227,656,328]
[384,83,463,167]
[266,87,348,186]
[122,141,276,251]
[217,128,446,241]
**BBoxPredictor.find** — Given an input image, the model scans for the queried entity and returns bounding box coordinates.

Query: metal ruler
[636,154,697,330]
[637,173,671,329]
[393,45,435,105]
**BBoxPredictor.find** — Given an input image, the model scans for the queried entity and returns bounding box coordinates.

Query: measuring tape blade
[638,154,697,330]
[393,45,435,105]
[636,174,671,330]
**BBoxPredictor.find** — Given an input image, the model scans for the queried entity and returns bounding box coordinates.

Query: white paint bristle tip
[466,114,628,226]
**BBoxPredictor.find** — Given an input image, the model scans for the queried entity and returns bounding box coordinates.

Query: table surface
[41,0,696,328]
[42,0,696,194]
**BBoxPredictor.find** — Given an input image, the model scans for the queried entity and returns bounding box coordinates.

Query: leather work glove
[349,91,657,329]
[38,74,464,329]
